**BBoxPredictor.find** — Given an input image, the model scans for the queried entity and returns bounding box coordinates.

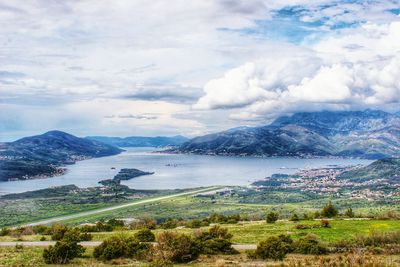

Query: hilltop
[0,131,123,181]
[338,158,400,182]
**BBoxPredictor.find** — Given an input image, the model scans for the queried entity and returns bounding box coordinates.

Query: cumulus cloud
[194,21,400,119]
[1,0,400,137]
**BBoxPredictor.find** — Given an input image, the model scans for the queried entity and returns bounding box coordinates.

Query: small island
[99,168,154,186]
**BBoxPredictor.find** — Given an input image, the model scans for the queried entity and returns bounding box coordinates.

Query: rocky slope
[176,110,400,159]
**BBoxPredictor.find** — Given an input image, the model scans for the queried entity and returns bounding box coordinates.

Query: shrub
[151,231,200,263]
[345,208,355,218]
[159,219,180,229]
[95,221,113,232]
[321,201,338,218]
[196,225,238,255]
[52,227,92,242]
[314,211,321,219]
[43,240,85,264]
[354,231,400,247]
[130,217,157,230]
[134,228,155,242]
[266,212,279,223]
[290,214,300,222]
[294,234,327,255]
[50,224,69,241]
[125,238,151,260]
[33,225,51,235]
[253,235,293,260]
[186,219,203,228]
[0,228,10,236]
[320,220,330,228]
[93,236,127,261]
[93,236,150,261]
[21,226,34,235]
[40,236,47,241]
[107,219,124,228]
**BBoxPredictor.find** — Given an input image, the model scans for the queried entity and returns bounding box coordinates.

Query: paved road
[0,241,257,250]
[18,187,220,227]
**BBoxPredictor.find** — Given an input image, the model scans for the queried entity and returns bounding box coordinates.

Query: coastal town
[252,165,399,201]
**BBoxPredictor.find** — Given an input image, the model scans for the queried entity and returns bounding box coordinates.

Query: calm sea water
[0,148,372,194]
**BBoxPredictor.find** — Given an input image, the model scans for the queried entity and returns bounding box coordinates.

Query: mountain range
[0,131,122,181]
[175,110,400,159]
[86,135,188,148]
[338,158,400,182]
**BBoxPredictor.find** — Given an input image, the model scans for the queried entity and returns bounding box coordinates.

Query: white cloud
[1,0,400,137]
[195,21,400,119]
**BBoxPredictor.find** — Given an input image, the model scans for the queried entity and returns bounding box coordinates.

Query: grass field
[2,219,400,244]
[1,246,400,267]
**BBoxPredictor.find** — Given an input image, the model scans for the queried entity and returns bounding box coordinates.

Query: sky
[0,0,399,141]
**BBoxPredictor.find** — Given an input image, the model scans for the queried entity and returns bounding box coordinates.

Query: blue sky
[0,0,399,140]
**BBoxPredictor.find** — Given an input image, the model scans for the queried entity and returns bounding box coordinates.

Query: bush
[196,225,238,255]
[50,224,69,241]
[43,240,85,264]
[151,232,200,263]
[266,212,279,223]
[354,231,400,247]
[93,236,127,261]
[107,219,124,228]
[40,236,47,241]
[93,236,150,261]
[208,213,240,224]
[134,228,155,242]
[320,220,330,228]
[185,219,203,228]
[290,214,300,222]
[52,227,92,242]
[159,219,180,229]
[321,201,338,218]
[95,221,113,232]
[33,225,51,235]
[294,234,328,255]
[130,217,157,230]
[345,208,355,218]
[125,238,151,260]
[0,228,10,236]
[253,235,293,260]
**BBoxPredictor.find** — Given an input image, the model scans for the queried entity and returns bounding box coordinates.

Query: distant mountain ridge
[175,110,400,159]
[338,158,400,182]
[86,135,188,147]
[0,131,123,181]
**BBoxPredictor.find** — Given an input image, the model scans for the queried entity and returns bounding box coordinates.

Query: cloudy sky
[0,0,399,141]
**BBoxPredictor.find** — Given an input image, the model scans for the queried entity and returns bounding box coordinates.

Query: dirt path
[0,241,257,250]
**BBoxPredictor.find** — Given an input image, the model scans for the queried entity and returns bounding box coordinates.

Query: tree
[321,201,338,218]
[345,208,355,218]
[266,212,279,223]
